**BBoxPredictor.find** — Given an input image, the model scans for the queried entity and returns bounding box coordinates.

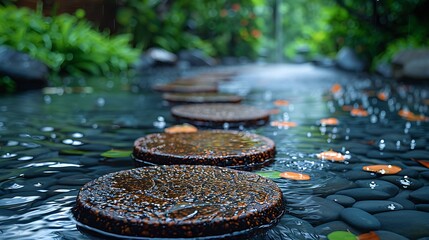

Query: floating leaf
[274,99,289,106]
[350,108,369,117]
[101,149,132,158]
[60,149,87,155]
[317,150,347,162]
[165,124,198,133]
[398,109,428,121]
[279,171,310,180]
[416,160,429,169]
[358,231,380,240]
[327,231,356,240]
[270,121,297,128]
[377,92,388,101]
[331,84,342,94]
[320,117,339,126]
[362,165,402,175]
[254,171,281,179]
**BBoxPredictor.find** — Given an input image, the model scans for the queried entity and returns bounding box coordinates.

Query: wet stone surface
[133,130,275,169]
[0,64,429,239]
[73,165,285,238]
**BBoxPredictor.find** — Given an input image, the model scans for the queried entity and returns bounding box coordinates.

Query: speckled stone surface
[73,165,285,238]
[171,104,270,127]
[133,130,275,169]
[163,92,242,104]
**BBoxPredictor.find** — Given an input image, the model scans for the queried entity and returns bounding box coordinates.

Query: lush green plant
[0,76,16,93]
[116,0,265,59]
[0,5,139,78]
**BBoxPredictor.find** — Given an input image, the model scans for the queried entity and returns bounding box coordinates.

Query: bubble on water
[370,115,378,123]
[263,91,272,101]
[396,141,401,150]
[399,176,411,188]
[223,122,230,130]
[379,110,386,119]
[71,140,83,146]
[369,181,378,189]
[238,125,244,131]
[387,203,396,210]
[44,95,52,104]
[307,132,311,137]
[319,126,326,135]
[62,139,74,145]
[153,116,166,128]
[282,112,289,121]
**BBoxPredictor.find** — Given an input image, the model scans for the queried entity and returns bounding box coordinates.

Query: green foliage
[0,5,139,78]
[116,0,265,59]
[0,76,16,93]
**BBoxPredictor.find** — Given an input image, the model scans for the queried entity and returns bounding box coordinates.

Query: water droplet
[410,139,416,150]
[223,122,230,129]
[96,97,105,107]
[71,140,83,146]
[6,140,19,146]
[72,132,84,138]
[396,141,401,150]
[387,203,396,210]
[44,95,52,104]
[378,139,385,151]
[369,181,377,189]
[62,139,73,145]
[153,116,166,128]
[307,132,312,137]
[6,183,24,190]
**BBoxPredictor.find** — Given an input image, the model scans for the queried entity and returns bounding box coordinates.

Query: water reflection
[0,64,429,239]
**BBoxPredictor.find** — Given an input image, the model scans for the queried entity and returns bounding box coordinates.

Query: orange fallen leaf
[358,231,380,240]
[320,117,339,126]
[165,124,198,133]
[331,84,342,94]
[279,171,311,180]
[274,99,289,106]
[316,150,347,162]
[362,165,402,175]
[416,160,429,168]
[398,109,428,121]
[270,121,297,128]
[350,108,369,117]
[377,92,388,101]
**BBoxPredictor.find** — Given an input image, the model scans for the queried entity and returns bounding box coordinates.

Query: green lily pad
[327,231,356,240]
[254,170,281,179]
[101,149,132,158]
[59,149,88,155]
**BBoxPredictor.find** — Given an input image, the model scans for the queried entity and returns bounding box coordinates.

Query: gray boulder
[0,45,49,91]
[392,48,429,80]
[178,49,216,67]
[335,47,367,72]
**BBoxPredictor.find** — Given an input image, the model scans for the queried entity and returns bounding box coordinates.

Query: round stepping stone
[73,165,285,239]
[133,130,275,169]
[152,82,218,93]
[352,200,403,213]
[171,104,270,128]
[162,92,242,104]
[374,210,429,239]
[340,208,381,231]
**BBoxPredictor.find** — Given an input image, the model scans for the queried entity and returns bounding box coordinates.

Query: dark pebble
[421,171,429,180]
[396,168,420,178]
[342,170,377,181]
[336,188,391,200]
[379,175,423,190]
[410,186,429,203]
[374,210,429,239]
[314,220,360,236]
[352,200,403,213]
[416,204,429,212]
[366,150,395,159]
[312,176,356,196]
[340,207,381,230]
[355,179,400,196]
[374,230,410,240]
[75,144,112,152]
[326,194,356,207]
[286,196,344,225]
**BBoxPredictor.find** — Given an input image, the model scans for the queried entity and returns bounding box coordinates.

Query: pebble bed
[0,64,429,239]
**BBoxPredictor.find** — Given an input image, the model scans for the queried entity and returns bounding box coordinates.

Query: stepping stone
[171,103,270,128]
[162,92,242,104]
[73,165,284,239]
[133,130,275,169]
[352,200,403,213]
[152,82,218,93]
[340,207,381,231]
[374,210,429,239]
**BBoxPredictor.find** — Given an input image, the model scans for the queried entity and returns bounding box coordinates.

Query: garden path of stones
[0,64,429,239]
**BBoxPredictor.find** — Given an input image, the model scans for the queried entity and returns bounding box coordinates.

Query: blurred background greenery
[0,0,428,90]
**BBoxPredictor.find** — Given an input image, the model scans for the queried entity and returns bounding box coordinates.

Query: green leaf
[254,171,281,179]
[101,149,132,158]
[327,231,357,240]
